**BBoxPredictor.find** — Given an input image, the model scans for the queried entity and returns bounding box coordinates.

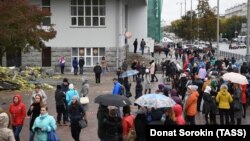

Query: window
[70,0,106,27]
[71,47,105,67]
[42,0,51,26]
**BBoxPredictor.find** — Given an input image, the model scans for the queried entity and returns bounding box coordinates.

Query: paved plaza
[1,71,250,141]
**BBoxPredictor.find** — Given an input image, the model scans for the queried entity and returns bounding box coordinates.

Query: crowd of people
[0,77,90,141]
[1,47,250,141]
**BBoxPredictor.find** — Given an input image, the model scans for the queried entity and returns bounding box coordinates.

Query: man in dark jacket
[93,62,102,84]
[79,57,85,75]
[72,57,78,75]
[97,105,108,141]
[55,85,67,125]
[133,38,138,54]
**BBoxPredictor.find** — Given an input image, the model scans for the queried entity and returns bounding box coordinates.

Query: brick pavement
[1,72,250,141]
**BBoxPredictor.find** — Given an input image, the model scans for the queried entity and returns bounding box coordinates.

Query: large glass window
[70,0,106,27]
[71,47,105,67]
[42,0,51,26]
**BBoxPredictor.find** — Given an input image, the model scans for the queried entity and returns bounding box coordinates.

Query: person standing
[135,78,143,101]
[216,84,233,125]
[202,86,217,125]
[27,95,44,141]
[78,57,85,75]
[55,85,67,126]
[32,106,57,141]
[61,78,70,123]
[140,38,146,55]
[112,78,122,95]
[122,106,135,141]
[97,105,108,141]
[66,84,80,107]
[31,84,47,105]
[144,69,152,94]
[72,57,79,75]
[0,111,15,141]
[133,38,138,54]
[232,83,243,125]
[9,93,26,141]
[80,78,89,122]
[68,96,85,141]
[101,56,108,74]
[93,62,102,84]
[149,60,156,82]
[103,107,123,141]
[184,85,199,125]
[58,56,66,74]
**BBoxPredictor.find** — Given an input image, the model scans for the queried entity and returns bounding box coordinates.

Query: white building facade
[2,0,148,72]
[225,3,247,18]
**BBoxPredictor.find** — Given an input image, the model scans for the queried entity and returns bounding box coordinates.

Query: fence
[219,51,246,62]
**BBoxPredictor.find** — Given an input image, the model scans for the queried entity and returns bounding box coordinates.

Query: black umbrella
[95,94,132,107]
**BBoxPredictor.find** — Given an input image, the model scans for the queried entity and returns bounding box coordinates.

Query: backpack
[127,116,136,141]
[127,127,136,141]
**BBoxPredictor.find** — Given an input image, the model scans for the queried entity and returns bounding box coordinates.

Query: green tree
[223,16,246,40]
[197,0,216,42]
[171,10,197,41]
[0,0,56,56]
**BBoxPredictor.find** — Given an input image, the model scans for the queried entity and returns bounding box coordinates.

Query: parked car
[229,43,238,49]
[238,43,246,49]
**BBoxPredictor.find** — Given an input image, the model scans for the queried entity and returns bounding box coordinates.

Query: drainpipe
[116,0,123,68]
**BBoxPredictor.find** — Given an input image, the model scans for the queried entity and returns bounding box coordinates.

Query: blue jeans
[29,131,35,141]
[12,126,23,141]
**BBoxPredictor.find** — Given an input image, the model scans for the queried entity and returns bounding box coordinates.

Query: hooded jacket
[32,113,57,141]
[185,90,199,116]
[170,89,182,106]
[0,112,15,141]
[9,94,26,126]
[173,104,186,125]
[216,87,233,109]
[66,84,79,106]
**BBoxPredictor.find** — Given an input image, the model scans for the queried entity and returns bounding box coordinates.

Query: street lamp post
[177,2,183,18]
[216,0,220,59]
[246,0,250,62]
[234,30,238,38]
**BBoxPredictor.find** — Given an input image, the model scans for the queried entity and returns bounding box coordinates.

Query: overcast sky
[162,0,247,25]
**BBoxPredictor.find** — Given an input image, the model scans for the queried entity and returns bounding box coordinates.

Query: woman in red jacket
[9,93,26,141]
[241,84,247,118]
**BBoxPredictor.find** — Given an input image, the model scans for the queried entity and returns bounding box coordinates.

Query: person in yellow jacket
[216,84,233,125]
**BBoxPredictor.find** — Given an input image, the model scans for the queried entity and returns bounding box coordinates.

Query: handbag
[233,100,241,111]
[80,96,89,104]
[47,128,60,141]
[78,119,87,129]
